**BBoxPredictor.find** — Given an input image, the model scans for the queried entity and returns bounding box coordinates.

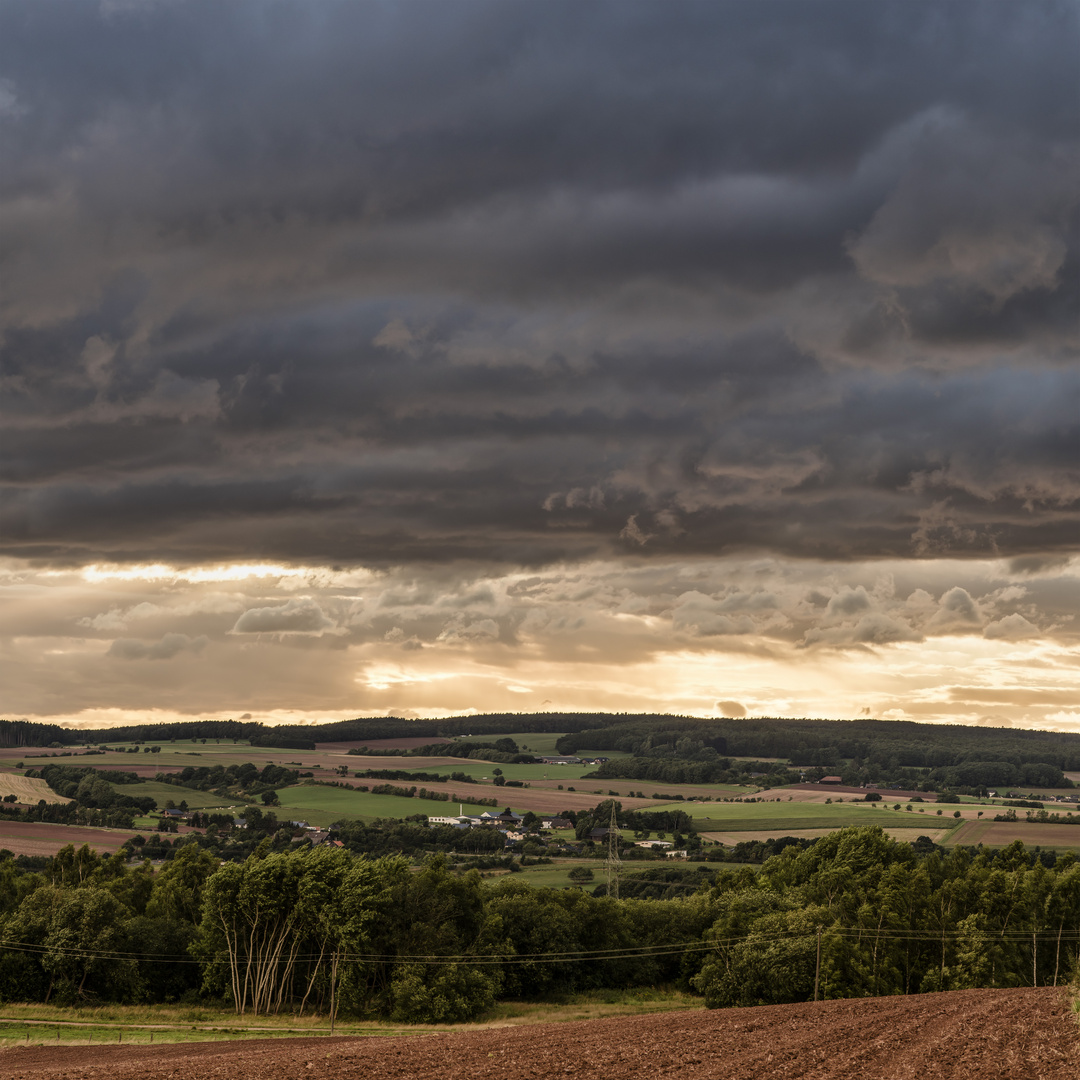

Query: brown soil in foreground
[1,988,1075,1080]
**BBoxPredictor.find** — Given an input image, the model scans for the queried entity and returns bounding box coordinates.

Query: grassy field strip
[508,860,734,889]
[700,826,956,845]
[0,1007,438,1045]
[0,990,702,1046]
[0,1020,423,1046]
[497,862,597,889]
[341,755,624,783]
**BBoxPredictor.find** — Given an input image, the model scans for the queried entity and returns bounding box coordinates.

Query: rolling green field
[274,783,503,827]
[350,757,567,782]
[489,860,600,889]
[347,755,629,785]
[11,732,1018,850]
[660,799,946,833]
[504,859,742,891]
[103,779,237,812]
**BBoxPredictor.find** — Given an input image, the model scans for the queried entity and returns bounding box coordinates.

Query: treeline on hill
[349,737,538,764]
[586,757,799,787]
[0,713,644,751]
[353,769,479,785]
[155,762,300,799]
[5,712,1076,792]
[26,765,158,815]
[0,827,1076,1022]
[556,718,1078,790]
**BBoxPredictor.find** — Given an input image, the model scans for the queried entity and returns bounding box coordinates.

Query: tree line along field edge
[4,712,1079,774]
[0,828,1077,1026]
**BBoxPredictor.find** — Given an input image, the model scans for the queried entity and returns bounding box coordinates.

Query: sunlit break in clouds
[0,1,1077,733]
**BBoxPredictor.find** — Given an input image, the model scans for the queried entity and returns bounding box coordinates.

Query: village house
[428,815,474,828]
[540,817,573,830]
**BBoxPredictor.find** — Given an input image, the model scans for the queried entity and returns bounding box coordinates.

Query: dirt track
[1,988,1075,1080]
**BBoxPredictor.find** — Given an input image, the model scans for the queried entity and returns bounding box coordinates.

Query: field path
[0,987,1074,1080]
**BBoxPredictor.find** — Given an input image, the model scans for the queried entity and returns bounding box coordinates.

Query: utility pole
[814,927,822,1002]
[605,802,621,899]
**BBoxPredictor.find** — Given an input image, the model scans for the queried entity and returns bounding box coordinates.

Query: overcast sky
[1,0,1077,733]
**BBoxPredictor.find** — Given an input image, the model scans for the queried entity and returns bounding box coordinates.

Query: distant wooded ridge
[2,713,1079,773]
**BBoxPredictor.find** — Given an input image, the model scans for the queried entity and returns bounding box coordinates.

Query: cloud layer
[1,556,1077,731]
[0,2,1076,729]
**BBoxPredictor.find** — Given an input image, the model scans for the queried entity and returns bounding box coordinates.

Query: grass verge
[0,989,702,1046]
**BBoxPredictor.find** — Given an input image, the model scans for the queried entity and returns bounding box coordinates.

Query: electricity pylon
[605,801,621,899]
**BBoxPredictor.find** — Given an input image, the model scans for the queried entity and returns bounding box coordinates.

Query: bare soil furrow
[0,987,1075,1080]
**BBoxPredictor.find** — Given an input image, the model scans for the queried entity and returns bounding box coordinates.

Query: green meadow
[103,779,236,812]
[274,783,501,827]
[504,859,745,891]
[490,860,598,890]
[349,755,627,784]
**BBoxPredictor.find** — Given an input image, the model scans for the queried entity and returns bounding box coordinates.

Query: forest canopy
[0,828,1076,1022]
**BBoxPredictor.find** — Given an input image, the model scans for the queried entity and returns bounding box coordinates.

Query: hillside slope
[0,987,1076,1080]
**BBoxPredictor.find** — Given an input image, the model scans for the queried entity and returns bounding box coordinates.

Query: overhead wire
[2,923,1078,969]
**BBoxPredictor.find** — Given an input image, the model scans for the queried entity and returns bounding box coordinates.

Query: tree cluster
[28,765,157,814]
[555,717,1080,778]
[0,828,1076,1023]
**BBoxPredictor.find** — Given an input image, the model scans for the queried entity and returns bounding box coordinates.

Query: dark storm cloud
[107,632,207,661]
[0,0,1076,567]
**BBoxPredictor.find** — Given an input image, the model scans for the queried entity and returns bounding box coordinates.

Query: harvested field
[0,988,1074,1080]
[0,774,69,805]
[783,783,928,802]
[949,819,1080,851]
[677,800,934,834]
[702,826,953,845]
[0,821,140,857]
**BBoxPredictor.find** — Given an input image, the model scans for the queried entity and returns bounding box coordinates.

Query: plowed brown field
[0,821,141,857]
[1,987,1075,1080]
